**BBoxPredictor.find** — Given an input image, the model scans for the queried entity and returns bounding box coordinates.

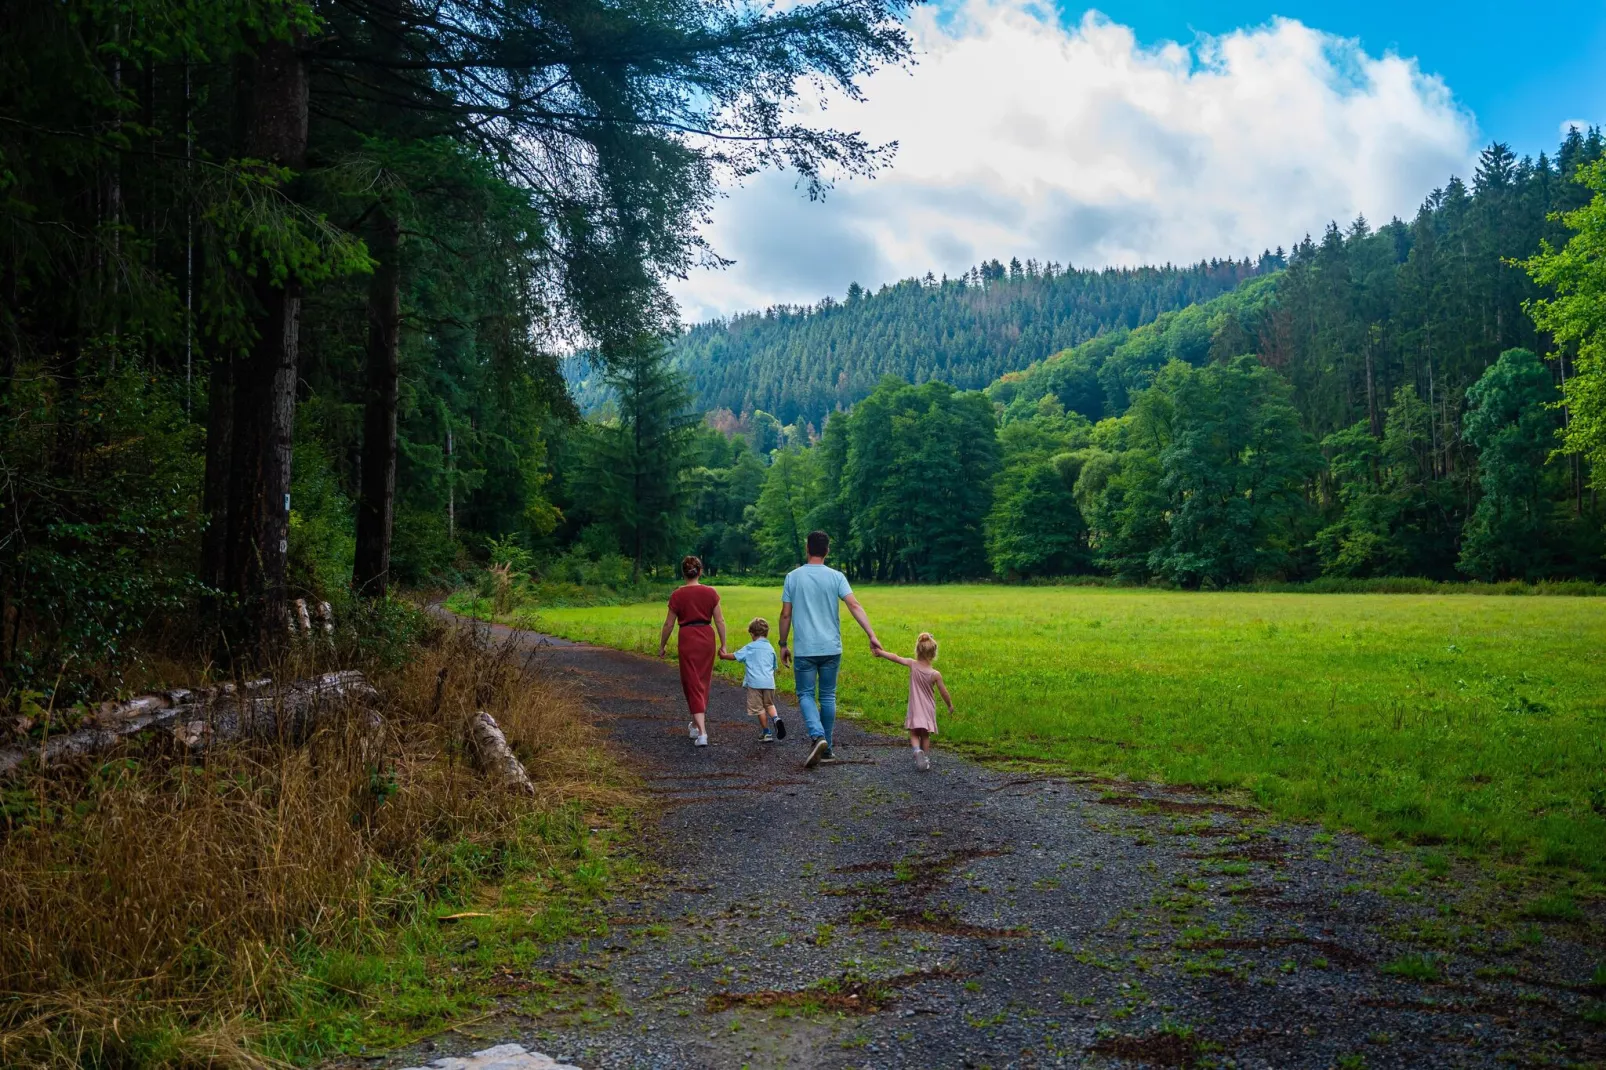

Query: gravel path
[415,620,1604,1069]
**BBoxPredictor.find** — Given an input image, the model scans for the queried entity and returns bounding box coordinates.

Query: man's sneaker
[773,716,787,740]
[760,729,775,743]
[694,734,709,747]
[688,720,698,740]
[818,747,841,765]
[804,738,829,769]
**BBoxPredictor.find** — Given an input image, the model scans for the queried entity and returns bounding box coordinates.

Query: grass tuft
[0,622,630,1068]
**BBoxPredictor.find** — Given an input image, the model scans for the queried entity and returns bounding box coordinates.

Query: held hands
[718,647,732,660]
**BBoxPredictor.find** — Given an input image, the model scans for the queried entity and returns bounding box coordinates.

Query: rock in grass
[400,1043,580,1070]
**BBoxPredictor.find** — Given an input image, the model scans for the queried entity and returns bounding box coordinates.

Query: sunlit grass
[454,586,1606,874]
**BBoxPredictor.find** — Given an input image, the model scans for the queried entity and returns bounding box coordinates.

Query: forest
[0,0,914,702]
[6,0,1606,700]
[561,134,1606,587]
[568,255,1264,427]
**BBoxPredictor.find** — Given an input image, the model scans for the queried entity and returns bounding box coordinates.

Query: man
[778,530,882,769]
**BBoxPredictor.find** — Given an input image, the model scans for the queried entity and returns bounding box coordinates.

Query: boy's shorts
[745,688,776,716]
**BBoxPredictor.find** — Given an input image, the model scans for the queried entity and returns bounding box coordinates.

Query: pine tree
[569,340,698,581]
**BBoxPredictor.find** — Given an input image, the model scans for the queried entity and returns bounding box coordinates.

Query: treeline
[0,0,913,699]
[557,133,1606,587]
[600,257,1264,428]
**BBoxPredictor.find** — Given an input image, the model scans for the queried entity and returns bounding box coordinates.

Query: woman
[659,555,728,747]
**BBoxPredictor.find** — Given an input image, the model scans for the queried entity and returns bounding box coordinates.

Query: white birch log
[0,671,378,779]
[468,711,535,795]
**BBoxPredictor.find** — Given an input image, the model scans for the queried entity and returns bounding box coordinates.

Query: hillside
[570,257,1265,425]
[989,136,1604,445]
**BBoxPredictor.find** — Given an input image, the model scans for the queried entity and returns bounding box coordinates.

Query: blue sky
[671,1,1606,321]
[1075,1,1606,155]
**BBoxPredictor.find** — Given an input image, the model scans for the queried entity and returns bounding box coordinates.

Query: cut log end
[468,711,535,796]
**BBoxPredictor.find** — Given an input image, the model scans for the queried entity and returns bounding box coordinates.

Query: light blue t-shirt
[733,638,777,689]
[781,564,853,657]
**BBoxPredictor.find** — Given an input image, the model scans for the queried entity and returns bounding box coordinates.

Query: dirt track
[408,618,1604,1069]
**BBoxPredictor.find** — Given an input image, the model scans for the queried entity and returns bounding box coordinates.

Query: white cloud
[670,2,1479,322]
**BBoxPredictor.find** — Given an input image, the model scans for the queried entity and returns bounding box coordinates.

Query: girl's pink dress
[906,662,939,733]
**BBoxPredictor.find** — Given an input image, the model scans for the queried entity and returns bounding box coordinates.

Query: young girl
[874,632,952,770]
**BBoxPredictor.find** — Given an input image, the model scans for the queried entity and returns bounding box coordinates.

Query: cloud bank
[670,2,1478,322]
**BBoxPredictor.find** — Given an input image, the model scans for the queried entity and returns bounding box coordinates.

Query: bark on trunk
[352,209,402,597]
[200,355,233,591]
[224,32,309,654]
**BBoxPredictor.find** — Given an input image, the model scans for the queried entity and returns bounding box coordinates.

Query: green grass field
[452,586,1606,875]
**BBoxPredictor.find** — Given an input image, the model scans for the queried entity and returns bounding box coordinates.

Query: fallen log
[468,711,534,795]
[0,671,378,779]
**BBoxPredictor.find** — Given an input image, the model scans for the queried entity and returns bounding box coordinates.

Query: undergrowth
[0,617,635,1069]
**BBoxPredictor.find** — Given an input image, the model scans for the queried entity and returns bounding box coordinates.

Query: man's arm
[843,592,880,651]
[778,602,793,667]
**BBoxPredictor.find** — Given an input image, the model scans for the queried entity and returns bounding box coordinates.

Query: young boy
[721,617,785,741]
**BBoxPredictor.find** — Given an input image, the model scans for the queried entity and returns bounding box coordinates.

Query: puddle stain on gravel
[1178,935,1368,967]
[703,968,967,1015]
[869,909,1029,939]
[1089,1028,1213,1068]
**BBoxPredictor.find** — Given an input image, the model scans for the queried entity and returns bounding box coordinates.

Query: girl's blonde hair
[915,632,938,661]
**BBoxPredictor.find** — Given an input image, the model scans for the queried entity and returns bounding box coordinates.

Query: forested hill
[649,257,1264,426]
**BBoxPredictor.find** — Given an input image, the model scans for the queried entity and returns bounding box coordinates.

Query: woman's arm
[713,599,729,656]
[659,606,676,657]
[935,673,954,714]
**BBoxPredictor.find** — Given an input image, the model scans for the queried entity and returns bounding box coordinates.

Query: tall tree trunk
[353,210,401,597]
[223,32,308,656]
[200,356,232,591]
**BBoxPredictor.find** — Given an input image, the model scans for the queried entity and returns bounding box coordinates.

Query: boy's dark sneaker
[773,715,786,740]
[804,738,828,769]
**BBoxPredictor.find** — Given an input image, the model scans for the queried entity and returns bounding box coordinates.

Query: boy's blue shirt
[733,638,777,689]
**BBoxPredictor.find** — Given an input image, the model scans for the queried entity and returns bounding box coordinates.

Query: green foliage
[1458,350,1561,580]
[1,365,203,701]
[1526,160,1606,489]
[288,437,356,600]
[796,378,1002,581]
[1150,356,1322,587]
[753,446,823,572]
[565,340,699,579]
[987,398,1095,578]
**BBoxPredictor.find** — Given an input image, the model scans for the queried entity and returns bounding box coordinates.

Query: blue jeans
[793,653,841,746]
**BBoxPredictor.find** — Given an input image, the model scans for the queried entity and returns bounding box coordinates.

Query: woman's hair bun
[681,555,703,579]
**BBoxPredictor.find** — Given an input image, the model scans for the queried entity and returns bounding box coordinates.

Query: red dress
[668,583,721,715]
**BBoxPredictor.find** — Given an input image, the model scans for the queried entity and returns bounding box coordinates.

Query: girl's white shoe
[916,752,930,771]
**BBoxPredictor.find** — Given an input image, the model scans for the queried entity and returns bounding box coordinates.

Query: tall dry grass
[0,620,626,1069]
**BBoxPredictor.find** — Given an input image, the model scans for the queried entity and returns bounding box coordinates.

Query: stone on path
[399,1043,580,1070]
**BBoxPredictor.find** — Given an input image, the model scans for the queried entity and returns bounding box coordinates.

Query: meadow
[456,586,1606,876]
